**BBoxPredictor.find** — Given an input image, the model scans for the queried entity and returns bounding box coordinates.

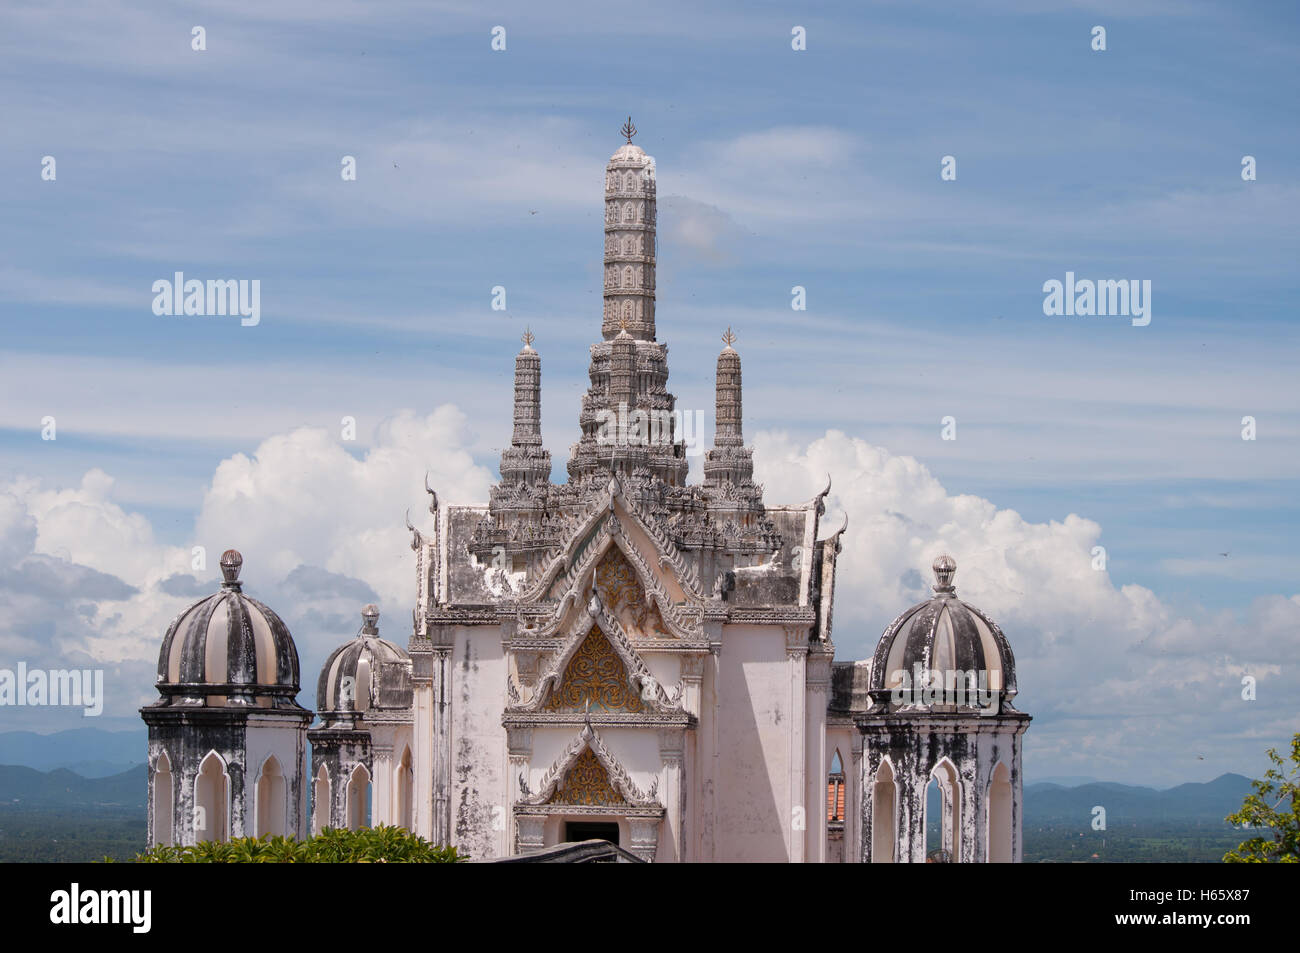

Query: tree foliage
[1224,733,1300,863]
[124,825,465,863]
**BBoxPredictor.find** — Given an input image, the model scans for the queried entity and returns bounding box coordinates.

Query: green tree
[121,825,465,864]
[1224,732,1300,863]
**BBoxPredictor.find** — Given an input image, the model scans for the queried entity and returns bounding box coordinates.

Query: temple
[142,124,1029,862]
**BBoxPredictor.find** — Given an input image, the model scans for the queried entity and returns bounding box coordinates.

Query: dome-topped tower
[316,604,413,727]
[308,605,416,834]
[141,550,311,848]
[868,555,1018,711]
[855,554,1031,863]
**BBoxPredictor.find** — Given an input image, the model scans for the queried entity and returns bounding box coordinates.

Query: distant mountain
[0,729,144,775]
[1025,773,1253,825]
[0,764,146,810]
[1033,775,1099,787]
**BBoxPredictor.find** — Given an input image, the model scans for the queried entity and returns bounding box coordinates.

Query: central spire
[567,128,684,488]
[602,127,657,341]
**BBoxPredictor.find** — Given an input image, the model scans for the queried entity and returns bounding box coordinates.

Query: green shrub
[125,825,465,863]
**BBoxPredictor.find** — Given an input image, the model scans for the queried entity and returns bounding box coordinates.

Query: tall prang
[466,121,782,595]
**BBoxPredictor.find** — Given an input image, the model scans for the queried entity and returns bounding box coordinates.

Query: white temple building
[142,124,1030,862]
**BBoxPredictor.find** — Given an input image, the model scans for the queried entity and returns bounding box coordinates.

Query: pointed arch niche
[194,751,229,843]
[312,764,330,835]
[152,751,174,847]
[871,760,897,863]
[346,764,371,830]
[988,762,1012,863]
[255,755,287,838]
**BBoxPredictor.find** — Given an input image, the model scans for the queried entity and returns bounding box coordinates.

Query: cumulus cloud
[194,405,492,609]
[753,429,1300,784]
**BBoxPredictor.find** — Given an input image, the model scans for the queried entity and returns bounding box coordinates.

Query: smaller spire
[620,116,637,144]
[361,604,380,635]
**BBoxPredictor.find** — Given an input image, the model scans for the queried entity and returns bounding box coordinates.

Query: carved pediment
[521,723,659,808]
[541,626,644,713]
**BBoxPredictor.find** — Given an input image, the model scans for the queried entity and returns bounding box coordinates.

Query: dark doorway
[565,822,620,845]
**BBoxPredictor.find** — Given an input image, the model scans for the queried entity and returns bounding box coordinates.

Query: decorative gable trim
[518,723,660,808]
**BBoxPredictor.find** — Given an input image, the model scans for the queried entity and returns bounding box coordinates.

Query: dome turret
[868,555,1018,710]
[316,605,413,727]
[152,550,304,710]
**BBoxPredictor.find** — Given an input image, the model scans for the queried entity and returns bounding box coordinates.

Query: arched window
[623,203,634,223]
[346,764,371,830]
[625,172,635,190]
[194,751,229,843]
[871,760,896,863]
[396,747,414,832]
[624,236,633,255]
[312,764,330,835]
[622,301,634,322]
[988,762,1012,863]
[827,750,845,825]
[255,756,287,838]
[152,751,174,847]
[927,759,961,862]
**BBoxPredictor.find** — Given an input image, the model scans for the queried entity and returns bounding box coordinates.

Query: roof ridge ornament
[620,116,636,144]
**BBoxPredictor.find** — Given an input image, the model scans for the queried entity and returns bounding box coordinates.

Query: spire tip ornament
[620,116,636,144]
[722,326,737,349]
[932,554,957,593]
[522,326,535,349]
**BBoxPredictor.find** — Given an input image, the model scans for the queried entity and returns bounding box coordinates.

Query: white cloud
[195,405,493,609]
[752,428,1300,783]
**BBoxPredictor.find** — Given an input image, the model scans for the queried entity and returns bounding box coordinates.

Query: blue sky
[0,0,1297,785]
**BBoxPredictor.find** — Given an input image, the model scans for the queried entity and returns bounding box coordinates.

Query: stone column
[430,643,453,845]
[848,731,864,862]
[370,741,392,826]
[411,655,434,839]
[680,651,706,862]
[658,727,685,862]
[805,650,831,863]
[506,727,532,858]
[785,625,808,862]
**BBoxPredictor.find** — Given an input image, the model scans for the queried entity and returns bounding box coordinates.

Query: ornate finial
[617,315,630,335]
[932,554,957,594]
[722,326,737,349]
[521,326,535,349]
[219,549,243,588]
[620,116,637,144]
[361,604,380,634]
